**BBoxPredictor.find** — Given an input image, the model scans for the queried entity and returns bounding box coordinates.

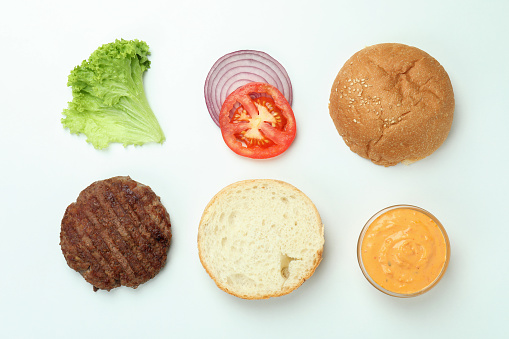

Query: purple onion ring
[204,50,293,126]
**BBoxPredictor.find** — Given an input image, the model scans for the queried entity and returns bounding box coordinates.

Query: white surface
[1,0,508,338]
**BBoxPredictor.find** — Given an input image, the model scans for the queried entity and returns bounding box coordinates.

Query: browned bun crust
[60,176,171,291]
[329,43,454,166]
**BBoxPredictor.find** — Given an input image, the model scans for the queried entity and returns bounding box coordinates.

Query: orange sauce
[360,207,449,295]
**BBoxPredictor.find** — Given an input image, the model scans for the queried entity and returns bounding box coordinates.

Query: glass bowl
[357,205,450,298]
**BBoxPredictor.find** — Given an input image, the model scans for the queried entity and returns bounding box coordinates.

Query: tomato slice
[218,82,297,159]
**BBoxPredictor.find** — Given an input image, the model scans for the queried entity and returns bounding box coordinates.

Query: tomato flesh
[219,83,296,159]
[231,96,287,148]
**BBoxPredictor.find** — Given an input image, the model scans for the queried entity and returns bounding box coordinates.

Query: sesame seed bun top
[329,43,454,166]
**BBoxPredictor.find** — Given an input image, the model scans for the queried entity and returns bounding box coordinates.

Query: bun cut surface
[198,179,324,299]
[329,43,454,166]
[60,176,172,291]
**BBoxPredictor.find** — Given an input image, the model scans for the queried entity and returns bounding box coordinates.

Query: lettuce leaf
[62,39,165,149]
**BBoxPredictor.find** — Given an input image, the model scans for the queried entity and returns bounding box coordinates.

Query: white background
[1,0,508,338]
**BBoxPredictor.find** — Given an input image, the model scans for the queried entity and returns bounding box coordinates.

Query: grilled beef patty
[60,176,172,291]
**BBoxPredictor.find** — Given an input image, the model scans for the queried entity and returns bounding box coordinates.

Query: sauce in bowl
[358,205,450,297]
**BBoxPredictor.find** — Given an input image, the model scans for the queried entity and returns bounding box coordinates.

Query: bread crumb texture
[329,43,454,166]
[198,179,324,299]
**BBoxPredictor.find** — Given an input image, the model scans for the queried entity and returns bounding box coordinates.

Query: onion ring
[204,50,293,126]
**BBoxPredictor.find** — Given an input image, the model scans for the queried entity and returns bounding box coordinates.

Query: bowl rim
[357,204,451,298]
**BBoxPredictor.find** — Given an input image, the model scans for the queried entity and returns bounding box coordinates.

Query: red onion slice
[204,50,293,126]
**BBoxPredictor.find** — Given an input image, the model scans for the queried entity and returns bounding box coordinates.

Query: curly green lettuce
[62,39,165,149]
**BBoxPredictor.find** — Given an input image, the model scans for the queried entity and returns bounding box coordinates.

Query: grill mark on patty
[87,189,147,287]
[82,196,136,288]
[61,210,96,272]
[117,181,165,253]
[110,182,165,276]
[62,206,117,288]
[125,185,170,264]
[97,190,148,286]
[102,180,159,280]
